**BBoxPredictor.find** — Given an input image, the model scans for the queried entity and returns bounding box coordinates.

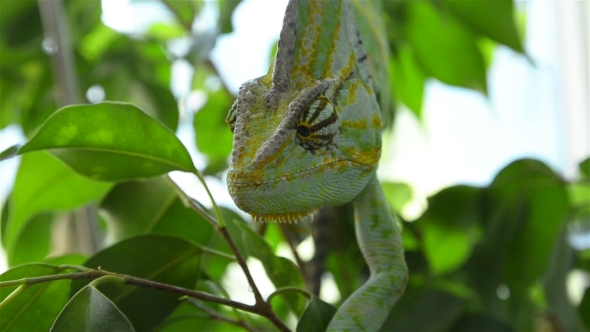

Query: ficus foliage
[0,1,588,331]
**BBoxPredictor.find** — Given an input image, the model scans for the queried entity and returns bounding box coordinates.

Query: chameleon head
[225,74,382,223]
[225,0,384,223]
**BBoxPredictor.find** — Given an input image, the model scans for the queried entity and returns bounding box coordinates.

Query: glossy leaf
[324,204,365,299]
[9,213,53,266]
[0,264,69,332]
[580,157,590,179]
[193,90,233,171]
[444,0,524,53]
[448,314,513,332]
[380,289,464,331]
[44,254,87,266]
[421,186,482,275]
[99,178,224,278]
[51,286,134,332]
[580,288,590,330]
[18,102,196,181]
[0,144,19,162]
[491,159,569,291]
[235,221,306,315]
[160,0,201,29]
[3,151,112,253]
[72,235,201,331]
[406,1,487,93]
[389,46,425,118]
[136,82,179,132]
[99,178,179,240]
[219,0,242,34]
[296,296,337,332]
[381,181,413,214]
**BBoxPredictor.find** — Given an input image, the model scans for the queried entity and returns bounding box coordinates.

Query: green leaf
[72,235,201,331]
[296,296,337,332]
[0,144,19,162]
[580,288,590,330]
[443,0,524,53]
[18,102,196,181]
[490,159,569,291]
[406,1,487,93]
[193,90,233,170]
[389,45,425,118]
[381,181,413,214]
[8,213,53,267]
[160,0,202,28]
[421,186,482,275]
[324,204,365,299]
[448,314,513,332]
[380,289,465,331]
[51,286,134,332]
[99,178,219,257]
[44,253,87,266]
[136,82,179,132]
[3,151,112,253]
[580,157,590,179]
[158,300,231,332]
[0,264,70,332]
[146,22,185,41]
[219,0,242,34]
[235,221,306,315]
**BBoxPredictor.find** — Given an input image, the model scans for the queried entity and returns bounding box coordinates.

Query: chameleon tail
[327,173,408,331]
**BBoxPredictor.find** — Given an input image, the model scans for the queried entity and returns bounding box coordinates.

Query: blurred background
[0,0,588,331]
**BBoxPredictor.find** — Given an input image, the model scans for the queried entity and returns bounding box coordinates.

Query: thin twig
[192,170,225,227]
[165,176,289,331]
[0,269,257,314]
[267,286,311,305]
[218,227,291,332]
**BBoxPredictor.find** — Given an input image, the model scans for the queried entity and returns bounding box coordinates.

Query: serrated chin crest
[250,210,317,223]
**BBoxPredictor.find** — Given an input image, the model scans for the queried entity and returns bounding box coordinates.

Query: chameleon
[225,0,408,330]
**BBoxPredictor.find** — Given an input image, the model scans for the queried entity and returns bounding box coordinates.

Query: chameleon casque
[226,0,408,330]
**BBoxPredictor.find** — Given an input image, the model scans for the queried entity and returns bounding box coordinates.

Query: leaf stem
[0,284,27,310]
[267,287,312,305]
[164,175,218,228]
[57,264,91,272]
[90,275,125,288]
[192,170,225,227]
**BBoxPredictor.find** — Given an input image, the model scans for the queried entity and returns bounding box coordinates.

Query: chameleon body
[226,0,407,330]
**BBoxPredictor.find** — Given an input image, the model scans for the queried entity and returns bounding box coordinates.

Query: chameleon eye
[226,99,238,132]
[295,96,339,150]
[297,125,311,137]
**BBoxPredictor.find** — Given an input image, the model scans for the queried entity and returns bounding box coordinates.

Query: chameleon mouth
[226,159,374,224]
[226,159,352,186]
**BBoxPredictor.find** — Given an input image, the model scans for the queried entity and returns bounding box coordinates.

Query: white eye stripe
[300,96,336,128]
[296,95,340,150]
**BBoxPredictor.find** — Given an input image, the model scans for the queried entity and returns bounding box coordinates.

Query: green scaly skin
[226,0,408,330]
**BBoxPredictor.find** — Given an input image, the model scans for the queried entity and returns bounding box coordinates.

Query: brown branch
[37,0,81,106]
[0,269,258,314]
[217,226,290,332]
